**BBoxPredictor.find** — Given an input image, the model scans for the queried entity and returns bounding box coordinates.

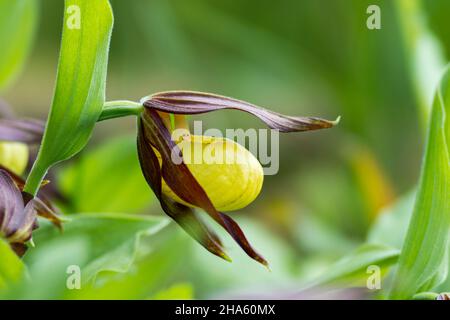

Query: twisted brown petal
[138,109,268,267]
[145,91,338,132]
[137,123,229,261]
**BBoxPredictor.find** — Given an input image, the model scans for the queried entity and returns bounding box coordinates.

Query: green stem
[23,100,143,196]
[98,100,143,121]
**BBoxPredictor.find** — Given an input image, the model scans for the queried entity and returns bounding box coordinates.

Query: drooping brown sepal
[137,109,268,267]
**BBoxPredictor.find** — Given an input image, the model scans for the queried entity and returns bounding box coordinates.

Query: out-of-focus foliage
[25,0,114,195]
[0,0,37,92]
[1,0,450,300]
[0,239,26,290]
[390,68,450,299]
[2,213,168,299]
[60,135,154,213]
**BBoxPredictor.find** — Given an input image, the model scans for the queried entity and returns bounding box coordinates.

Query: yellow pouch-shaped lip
[154,135,264,212]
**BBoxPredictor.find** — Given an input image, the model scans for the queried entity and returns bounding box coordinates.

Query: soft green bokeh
[25,0,114,195]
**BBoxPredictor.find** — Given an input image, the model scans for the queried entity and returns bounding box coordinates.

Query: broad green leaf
[25,0,113,195]
[390,67,450,299]
[302,243,399,290]
[60,135,154,214]
[69,226,190,299]
[0,238,26,290]
[0,0,37,92]
[23,213,168,291]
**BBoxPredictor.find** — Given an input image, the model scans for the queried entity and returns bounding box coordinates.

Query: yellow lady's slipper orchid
[0,141,29,175]
[0,168,62,256]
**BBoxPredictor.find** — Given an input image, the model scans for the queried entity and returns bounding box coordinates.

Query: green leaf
[303,243,399,290]
[25,0,114,195]
[24,213,169,286]
[60,135,154,214]
[390,67,450,299]
[0,238,26,290]
[0,0,37,92]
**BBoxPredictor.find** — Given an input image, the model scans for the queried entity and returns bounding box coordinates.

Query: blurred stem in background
[390,67,450,299]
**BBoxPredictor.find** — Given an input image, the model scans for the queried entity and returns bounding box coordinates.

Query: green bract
[390,67,450,299]
[24,0,114,195]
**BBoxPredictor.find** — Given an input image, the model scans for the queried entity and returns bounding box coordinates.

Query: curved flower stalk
[134,91,339,267]
[0,168,62,256]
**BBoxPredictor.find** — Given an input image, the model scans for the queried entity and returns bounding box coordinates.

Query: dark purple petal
[137,123,229,261]
[0,119,45,144]
[139,109,268,267]
[0,164,26,189]
[31,196,63,231]
[0,169,25,231]
[145,91,338,132]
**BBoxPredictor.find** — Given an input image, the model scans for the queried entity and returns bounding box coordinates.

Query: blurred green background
[2,0,450,299]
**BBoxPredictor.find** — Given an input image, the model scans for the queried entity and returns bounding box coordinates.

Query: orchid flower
[133,91,338,267]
